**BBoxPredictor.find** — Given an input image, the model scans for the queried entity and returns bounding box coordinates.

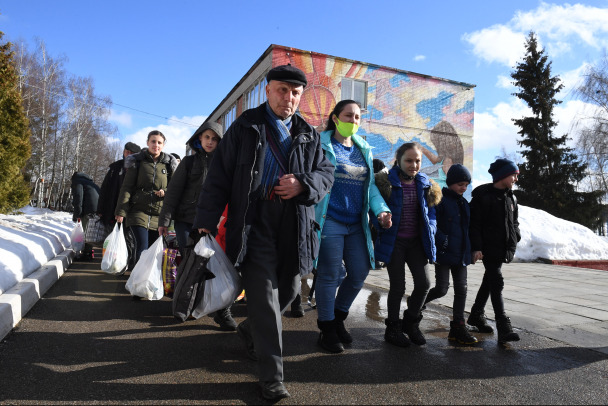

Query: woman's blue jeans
[315,217,370,321]
[130,226,159,264]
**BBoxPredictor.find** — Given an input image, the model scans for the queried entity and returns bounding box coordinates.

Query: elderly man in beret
[193,65,334,400]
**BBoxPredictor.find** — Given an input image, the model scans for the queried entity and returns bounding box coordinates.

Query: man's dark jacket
[71,172,100,222]
[192,103,334,276]
[97,159,126,226]
[469,183,520,263]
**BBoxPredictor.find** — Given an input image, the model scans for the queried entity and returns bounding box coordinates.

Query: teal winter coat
[314,130,390,269]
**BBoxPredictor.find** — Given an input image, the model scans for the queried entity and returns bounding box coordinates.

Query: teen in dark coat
[97,142,141,227]
[467,158,521,344]
[424,164,478,345]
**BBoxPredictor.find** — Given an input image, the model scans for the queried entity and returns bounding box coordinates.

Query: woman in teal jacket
[314,100,392,354]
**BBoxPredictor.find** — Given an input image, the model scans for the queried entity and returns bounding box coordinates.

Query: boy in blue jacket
[424,164,477,345]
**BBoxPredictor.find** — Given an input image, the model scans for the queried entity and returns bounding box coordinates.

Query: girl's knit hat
[488,158,519,183]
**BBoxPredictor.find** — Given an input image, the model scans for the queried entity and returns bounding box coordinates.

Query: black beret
[124,142,141,153]
[266,64,307,87]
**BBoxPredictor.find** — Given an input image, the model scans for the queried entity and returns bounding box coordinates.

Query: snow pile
[0,207,74,294]
[515,205,608,261]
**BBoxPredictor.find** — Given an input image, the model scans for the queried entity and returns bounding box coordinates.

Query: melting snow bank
[515,205,608,261]
[0,207,73,294]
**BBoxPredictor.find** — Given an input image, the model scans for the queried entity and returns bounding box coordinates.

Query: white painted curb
[0,249,75,341]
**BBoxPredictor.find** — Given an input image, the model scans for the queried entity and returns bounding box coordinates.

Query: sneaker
[448,320,478,345]
[213,307,237,331]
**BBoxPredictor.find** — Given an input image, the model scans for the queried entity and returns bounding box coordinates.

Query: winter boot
[334,309,353,344]
[496,315,520,343]
[213,306,237,331]
[448,320,478,345]
[290,294,304,318]
[317,319,344,353]
[402,311,426,346]
[467,307,494,333]
[384,319,411,348]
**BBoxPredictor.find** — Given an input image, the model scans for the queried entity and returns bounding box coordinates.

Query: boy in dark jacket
[467,158,521,343]
[424,164,477,345]
[71,171,101,233]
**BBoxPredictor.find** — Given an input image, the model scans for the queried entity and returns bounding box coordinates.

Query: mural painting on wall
[282,51,474,190]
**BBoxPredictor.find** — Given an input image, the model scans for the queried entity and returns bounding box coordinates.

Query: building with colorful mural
[199,44,475,189]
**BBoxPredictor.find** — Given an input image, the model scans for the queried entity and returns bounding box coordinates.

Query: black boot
[467,307,494,333]
[448,320,478,345]
[496,315,520,343]
[402,311,426,345]
[384,319,410,347]
[334,309,352,344]
[290,294,304,318]
[317,319,344,353]
[213,306,237,331]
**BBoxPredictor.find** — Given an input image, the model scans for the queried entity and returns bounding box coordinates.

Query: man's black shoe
[237,320,258,361]
[260,381,290,401]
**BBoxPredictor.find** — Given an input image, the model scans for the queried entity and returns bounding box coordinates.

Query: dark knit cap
[171,153,181,160]
[124,142,141,153]
[488,158,519,183]
[446,164,471,186]
[266,64,307,87]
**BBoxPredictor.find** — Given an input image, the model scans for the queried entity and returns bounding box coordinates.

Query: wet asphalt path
[1,253,607,405]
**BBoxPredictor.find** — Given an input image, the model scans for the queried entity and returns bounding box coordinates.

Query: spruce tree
[0,31,32,213]
[511,32,604,229]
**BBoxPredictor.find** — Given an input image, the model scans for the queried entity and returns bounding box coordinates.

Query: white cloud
[463,2,608,67]
[474,98,529,152]
[109,110,133,127]
[413,55,426,62]
[496,75,514,89]
[462,25,526,67]
[123,115,207,158]
[560,62,591,94]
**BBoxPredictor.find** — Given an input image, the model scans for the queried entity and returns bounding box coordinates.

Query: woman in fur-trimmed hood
[373,142,441,348]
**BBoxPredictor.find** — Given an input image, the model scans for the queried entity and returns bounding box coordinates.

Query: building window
[224,104,237,129]
[341,78,367,109]
[246,77,268,110]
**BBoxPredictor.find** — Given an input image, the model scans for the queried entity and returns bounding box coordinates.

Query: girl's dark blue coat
[373,166,441,264]
[435,187,471,266]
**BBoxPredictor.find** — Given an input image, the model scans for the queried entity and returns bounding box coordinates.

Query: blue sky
[2,0,608,185]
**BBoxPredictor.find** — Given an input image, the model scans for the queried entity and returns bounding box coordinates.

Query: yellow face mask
[335,118,359,137]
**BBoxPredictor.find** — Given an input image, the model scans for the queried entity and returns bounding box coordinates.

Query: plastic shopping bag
[85,214,109,243]
[125,237,165,300]
[192,235,242,318]
[71,221,85,254]
[162,248,179,297]
[101,223,129,275]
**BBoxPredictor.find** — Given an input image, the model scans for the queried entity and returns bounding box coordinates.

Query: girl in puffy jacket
[374,142,441,347]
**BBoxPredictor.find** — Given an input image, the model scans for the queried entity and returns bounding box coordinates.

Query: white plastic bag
[71,221,85,254]
[125,237,165,300]
[101,223,129,275]
[192,235,242,318]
